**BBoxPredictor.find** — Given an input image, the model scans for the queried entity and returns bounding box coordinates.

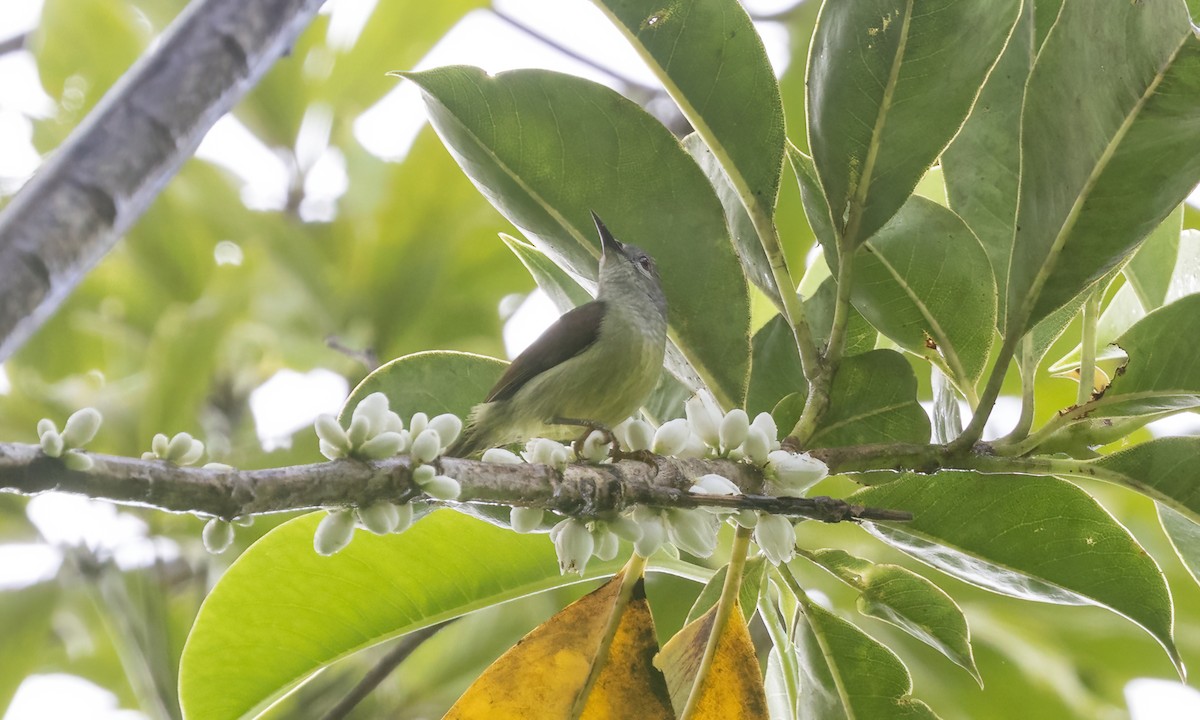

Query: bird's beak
[591,211,623,258]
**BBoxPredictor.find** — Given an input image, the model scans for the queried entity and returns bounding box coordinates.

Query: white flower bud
[61,408,102,449]
[580,431,611,464]
[315,414,351,453]
[314,509,356,556]
[609,515,643,543]
[482,447,523,464]
[594,527,620,561]
[152,433,169,458]
[383,411,405,434]
[37,418,58,440]
[351,392,390,436]
[666,509,719,558]
[754,514,797,565]
[409,412,429,438]
[62,451,93,471]
[685,395,721,448]
[552,518,594,575]
[412,464,436,486]
[422,475,461,501]
[549,443,570,471]
[142,451,157,461]
[40,430,64,458]
[319,440,346,460]
[689,473,741,496]
[676,432,710,459]
[203,518,234,554]
[394,502,414,533]
[652,418,691,456]
[427,414,463,449]
[357,431,405,459]
[411,429,442,464]
[357,502,401,535]
[346,414,371,448]
[523,438,562,466]
[204,462,235,471]
[510,506,544,533]
[736,509,759,528]
[632,507,666,558]
[767,450,829,496]
[719,409,749,453]
[623,420,654,452]
[177,438,205,466]
[741,427,772,466]
[166,432,196,463]
[752,412,780,449]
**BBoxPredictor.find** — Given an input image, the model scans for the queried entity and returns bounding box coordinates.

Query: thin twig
[0,32,27,57]
[319,621,451,720]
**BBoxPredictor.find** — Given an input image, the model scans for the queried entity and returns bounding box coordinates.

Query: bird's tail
[445,404,494,458]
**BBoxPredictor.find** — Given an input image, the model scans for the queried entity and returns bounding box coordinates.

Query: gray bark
[0,0,326,361]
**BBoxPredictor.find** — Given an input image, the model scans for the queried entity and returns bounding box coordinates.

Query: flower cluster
[37,408,102,471]
[143,431,205,465]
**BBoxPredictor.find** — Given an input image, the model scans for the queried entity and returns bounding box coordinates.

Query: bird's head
[592,211,667,317]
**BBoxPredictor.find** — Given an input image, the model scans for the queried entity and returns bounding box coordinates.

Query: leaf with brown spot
[655,603,768,719]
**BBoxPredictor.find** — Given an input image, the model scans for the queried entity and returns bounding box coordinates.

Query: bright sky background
[1,0,1199,717]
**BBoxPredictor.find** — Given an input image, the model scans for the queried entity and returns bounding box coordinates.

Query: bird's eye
[638,256,653,273]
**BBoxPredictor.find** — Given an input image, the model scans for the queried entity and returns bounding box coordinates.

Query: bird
[447,212,668,458]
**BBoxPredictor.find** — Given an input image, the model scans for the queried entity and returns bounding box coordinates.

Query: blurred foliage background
[1,0,1199,717]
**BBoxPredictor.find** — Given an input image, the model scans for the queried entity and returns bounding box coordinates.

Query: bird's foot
[553,417,615,461]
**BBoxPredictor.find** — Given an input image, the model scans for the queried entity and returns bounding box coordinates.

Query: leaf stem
[1077,287,1101,408]
[1002,336,1038,443]
[948,331,1019,452]
[679,525,753,720]
[569,554,647,719]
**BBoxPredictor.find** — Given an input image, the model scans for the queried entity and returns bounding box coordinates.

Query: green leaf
[1005,1,1200,336]
[795,597,939,720]
[342,350,506,423]
[1126,205,1185,310]
[0,581,60,711]
[1047,281,1143,375]
[760,584,801,720]
[800,548,980,684]
[788,143,835,248]
[1159,505,1200,586]
[807,0,1019,251]
[805,278,878,358]
[1079,294,1200,420]
[811,349,930,449]
[941,1,1033,324]
[597,0,785,274]
[1093,437,1200,525]
[845,196,997,390]
[748,315,804,418]
[685,556,766,625]
[684,133,779,309]
[179,510,626,720]
[501,233,593,312]
[850,472,1180,673]
[402,66,750,406]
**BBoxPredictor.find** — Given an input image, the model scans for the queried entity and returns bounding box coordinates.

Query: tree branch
[0,443,910,523]
[0,0,327,361]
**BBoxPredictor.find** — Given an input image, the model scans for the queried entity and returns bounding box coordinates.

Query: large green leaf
[342,350,506,423]
[1125,205,1185,310]
[846,196,996,390]
[807,0,1019,251]
[1005,1,1200,335]
[402,67,750,406]
[811,349,930,449]
[501,234,593,312]
[851,473,1180,672]
[1159,505,1200,586]
[1093,437,1200,524]
[179,510,626,720]
[794,597,939,720]
[748,314,805,418]
[597,0,785,294]
[801,548,979,683]
[941,1,1033,324]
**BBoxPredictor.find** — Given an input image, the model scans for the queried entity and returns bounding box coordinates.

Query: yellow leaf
[445,569,673,719]
[654,602,768,720]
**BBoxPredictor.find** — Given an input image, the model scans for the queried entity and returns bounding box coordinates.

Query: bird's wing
[485,300,607,403]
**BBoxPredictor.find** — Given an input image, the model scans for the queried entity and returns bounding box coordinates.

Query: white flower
[666,509,719,558]
[428,414,464,449]
[351,392,390,436]
[202,518,234,554]
[410,428,442,464]
[593,527,620,561]
[394,502,414,533]
[421,475,461,501]
[685,394,722,448]
[357,502,401,534]
[482,447,523,464]
[580,430,612,464]
[751,412,780,450]
[754,514,796,565]
[357,432,405,459]
[766,450,829,495]
[741,427,771,466]
[510,507,544,533]
[552,518,594,575]
[632,508,667,557]
[623,419,654,452]
[409,412,429,438]
[314,509,356,556]
[718,409,749,454]
[61,408,102,449]
[652,419,691,456]
[689,473,741,496]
